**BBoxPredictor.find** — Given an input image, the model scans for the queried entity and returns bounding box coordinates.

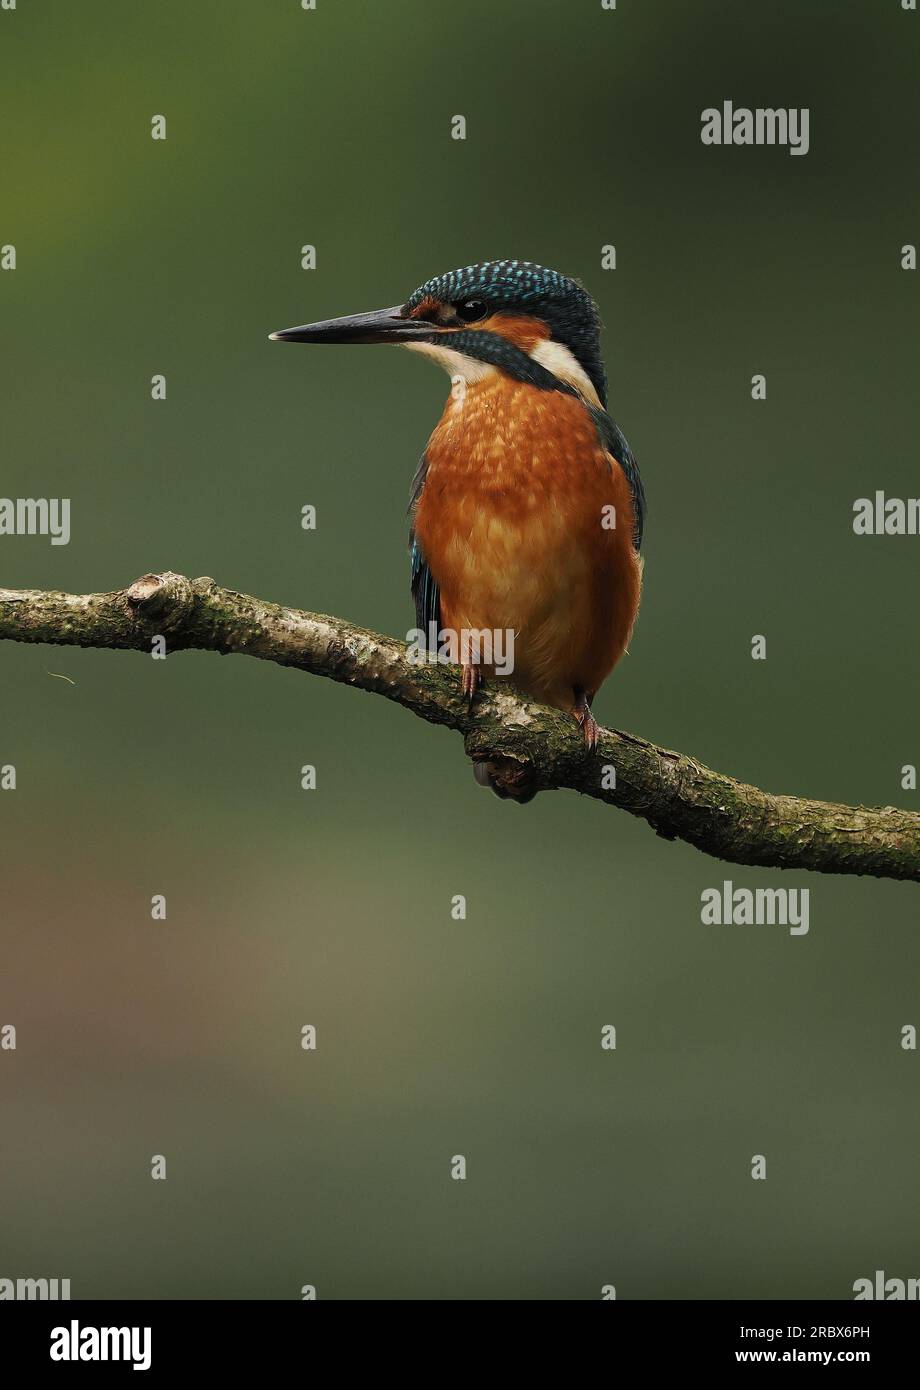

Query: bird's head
[271,259,607,408]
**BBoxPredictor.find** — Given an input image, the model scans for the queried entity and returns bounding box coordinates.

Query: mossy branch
[1,570,918,882]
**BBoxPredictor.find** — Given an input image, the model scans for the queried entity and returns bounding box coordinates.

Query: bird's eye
[455,299,488,323]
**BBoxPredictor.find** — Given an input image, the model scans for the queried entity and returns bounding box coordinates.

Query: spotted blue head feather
[405,259,608,408]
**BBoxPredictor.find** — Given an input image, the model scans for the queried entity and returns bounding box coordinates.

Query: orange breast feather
[413,377,641,712]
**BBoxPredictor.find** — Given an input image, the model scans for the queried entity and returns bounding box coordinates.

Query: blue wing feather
[408,452,441,634]
[587,405,646,551]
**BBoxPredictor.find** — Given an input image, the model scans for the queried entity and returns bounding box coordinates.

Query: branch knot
[125,572,196,632]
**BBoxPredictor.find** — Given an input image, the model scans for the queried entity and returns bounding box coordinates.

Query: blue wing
[587,404,646,552]
[408,452,441,633]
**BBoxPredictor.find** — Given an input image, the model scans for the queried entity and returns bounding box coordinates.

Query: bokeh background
[2,0,918,1300]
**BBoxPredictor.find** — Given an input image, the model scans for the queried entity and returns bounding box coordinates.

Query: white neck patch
[529,338,602,407]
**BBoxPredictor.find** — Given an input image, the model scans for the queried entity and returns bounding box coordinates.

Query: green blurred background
[2,0,918,1300]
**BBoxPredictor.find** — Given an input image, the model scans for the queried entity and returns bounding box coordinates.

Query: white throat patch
[402,340,497,383]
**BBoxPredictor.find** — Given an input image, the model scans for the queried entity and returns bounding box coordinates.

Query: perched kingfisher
[271,260,645,795]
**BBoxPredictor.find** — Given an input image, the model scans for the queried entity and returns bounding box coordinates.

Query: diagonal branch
[1,570,918,882]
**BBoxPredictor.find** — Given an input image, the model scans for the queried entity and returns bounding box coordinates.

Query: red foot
[461,663,480,703]
[573,693,599,750]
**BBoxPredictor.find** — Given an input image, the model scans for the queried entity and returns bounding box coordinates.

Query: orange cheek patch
[478,313,551,354]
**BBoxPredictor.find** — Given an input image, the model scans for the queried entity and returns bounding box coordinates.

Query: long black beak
[269,304,435,345]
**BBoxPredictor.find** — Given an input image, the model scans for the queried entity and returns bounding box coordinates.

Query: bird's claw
[573,695,599,751]
[461,662,480,704]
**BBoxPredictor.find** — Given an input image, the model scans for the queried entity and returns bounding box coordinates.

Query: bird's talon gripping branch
[573,691,599,751]
[461,662,480,704]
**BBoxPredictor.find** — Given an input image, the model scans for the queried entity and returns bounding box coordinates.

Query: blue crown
[405,260,607,407]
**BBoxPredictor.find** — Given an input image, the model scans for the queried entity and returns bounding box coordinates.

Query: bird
[271,259,645,799]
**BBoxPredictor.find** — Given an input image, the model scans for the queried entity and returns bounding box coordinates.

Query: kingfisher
[271,259,645,795]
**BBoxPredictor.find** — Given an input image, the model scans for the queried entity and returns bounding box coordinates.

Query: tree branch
[1,570,918,882]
